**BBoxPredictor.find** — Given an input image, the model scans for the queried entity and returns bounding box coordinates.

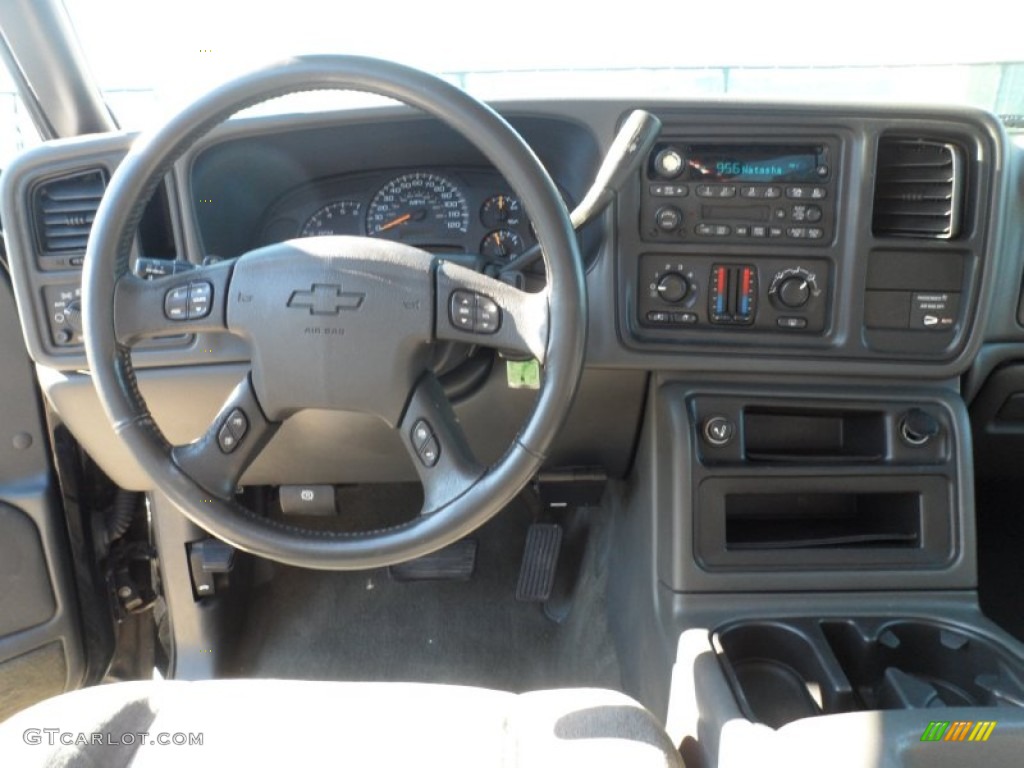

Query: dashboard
[0,99,1021,492]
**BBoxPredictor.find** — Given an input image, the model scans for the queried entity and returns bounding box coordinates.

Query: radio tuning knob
[656,272,690,303]
[655,206,682,232]
[653,148,685,179]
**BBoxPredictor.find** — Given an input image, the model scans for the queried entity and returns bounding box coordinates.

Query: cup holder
[714,621,857,728]
[821,619,1024,709]
[715,618,1024,728]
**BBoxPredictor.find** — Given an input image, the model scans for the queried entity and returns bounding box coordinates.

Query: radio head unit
[641,138,838,245]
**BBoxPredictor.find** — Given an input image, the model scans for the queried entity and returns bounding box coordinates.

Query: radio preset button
[764,186,782,198]
[655,206,683,231]
[740,186,762,198]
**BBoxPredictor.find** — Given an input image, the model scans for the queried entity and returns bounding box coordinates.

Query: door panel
[0,260,86,721]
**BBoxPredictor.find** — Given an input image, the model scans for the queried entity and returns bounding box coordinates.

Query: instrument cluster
[258,168,548,261]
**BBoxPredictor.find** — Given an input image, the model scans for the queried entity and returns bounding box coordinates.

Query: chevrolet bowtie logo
[287,284,365,315]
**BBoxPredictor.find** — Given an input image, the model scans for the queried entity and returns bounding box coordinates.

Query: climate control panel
[638,254,828,333]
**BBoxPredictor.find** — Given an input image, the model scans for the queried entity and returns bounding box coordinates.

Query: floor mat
[225,491,622,693]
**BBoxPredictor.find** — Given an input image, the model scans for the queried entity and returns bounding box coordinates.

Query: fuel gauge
[480,229,525,259]
[480,194,522,228]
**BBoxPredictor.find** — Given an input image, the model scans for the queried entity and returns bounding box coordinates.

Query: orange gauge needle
[377,212,412,233]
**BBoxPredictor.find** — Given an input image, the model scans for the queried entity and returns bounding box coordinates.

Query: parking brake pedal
[389,538,477,581]
[516,523,563,602]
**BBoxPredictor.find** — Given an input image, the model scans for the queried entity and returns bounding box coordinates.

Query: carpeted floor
[225,488,622,693]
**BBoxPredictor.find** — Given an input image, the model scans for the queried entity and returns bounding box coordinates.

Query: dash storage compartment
[696,475,953,570]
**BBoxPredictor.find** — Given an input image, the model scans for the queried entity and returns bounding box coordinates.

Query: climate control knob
[775,276,810,309]
[656,272,690,303]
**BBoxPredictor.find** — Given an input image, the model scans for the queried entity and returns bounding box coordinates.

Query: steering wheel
[82,56,585,570]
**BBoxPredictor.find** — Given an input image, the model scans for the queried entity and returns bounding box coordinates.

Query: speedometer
[366,172,469,243]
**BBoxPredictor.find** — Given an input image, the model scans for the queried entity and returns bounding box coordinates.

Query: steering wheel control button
[410,419,441,467]
[448,290,502,334]
[419,438,441,467]
[217,408,249,454]
[449,290,476,330]
[164,285,189,320]
[163,280,213,321]
[188,280,213,319]
[411,419,433,450]
[475,296,501,333]
[703,415,736,448]
[279,485,337,516]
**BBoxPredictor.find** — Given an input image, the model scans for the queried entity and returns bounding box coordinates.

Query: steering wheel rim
[82,55,586,570]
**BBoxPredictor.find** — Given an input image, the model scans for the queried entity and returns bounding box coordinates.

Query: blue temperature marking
[740,296,750,315]
[717,295,725,314]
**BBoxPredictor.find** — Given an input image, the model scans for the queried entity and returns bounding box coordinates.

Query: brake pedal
[388,538,477,581]
[516,523,562,602]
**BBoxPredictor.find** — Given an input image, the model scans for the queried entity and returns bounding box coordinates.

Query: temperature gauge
[480,229,525,259]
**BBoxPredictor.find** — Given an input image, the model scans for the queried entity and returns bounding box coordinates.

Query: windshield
[64,0,1023,130]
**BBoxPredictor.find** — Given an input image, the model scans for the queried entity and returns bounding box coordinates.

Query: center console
[608,103,1015,765]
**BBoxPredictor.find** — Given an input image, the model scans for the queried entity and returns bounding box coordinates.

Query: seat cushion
[0,679,683,767]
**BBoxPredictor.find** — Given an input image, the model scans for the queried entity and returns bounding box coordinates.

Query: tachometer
[300,200,362,237]
[366,172,469,242]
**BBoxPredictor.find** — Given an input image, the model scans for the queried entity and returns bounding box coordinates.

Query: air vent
[33,169,107,254]
[872,139,962,240]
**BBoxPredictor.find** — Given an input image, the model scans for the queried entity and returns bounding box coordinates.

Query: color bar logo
[921,721,997,742]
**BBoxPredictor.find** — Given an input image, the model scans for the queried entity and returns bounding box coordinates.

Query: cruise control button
[163,286,189,321]
[418,437,440,467]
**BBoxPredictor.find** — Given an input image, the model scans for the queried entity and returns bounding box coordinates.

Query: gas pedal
[516,523,562,602]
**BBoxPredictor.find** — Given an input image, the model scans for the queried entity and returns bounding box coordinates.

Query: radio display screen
[687,145,822,182]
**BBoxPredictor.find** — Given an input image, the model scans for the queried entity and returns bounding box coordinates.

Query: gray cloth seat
[0,679,684,767]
